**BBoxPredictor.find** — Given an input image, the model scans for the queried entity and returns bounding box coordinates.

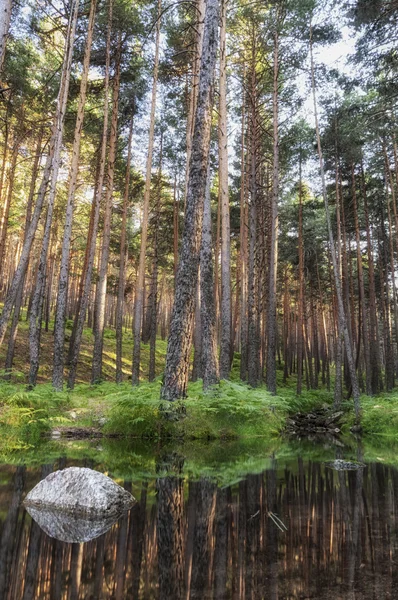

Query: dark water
[1,447,398,599]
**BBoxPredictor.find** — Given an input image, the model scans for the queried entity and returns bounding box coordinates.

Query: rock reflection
[24,504,126,543]
[1,457,398,598]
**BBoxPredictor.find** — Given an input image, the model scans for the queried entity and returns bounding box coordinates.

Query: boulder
[23,467,135,542]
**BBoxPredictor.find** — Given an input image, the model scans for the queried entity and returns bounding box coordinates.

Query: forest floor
[1,318,398,452]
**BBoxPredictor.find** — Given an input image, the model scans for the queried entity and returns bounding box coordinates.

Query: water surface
[0,440,397,599]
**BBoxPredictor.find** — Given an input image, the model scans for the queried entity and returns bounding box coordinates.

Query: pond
[0,438,397,599]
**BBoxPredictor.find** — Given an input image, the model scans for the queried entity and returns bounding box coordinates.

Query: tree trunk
[360,161,381,393]
[200,166,219,390]
[160,0,219,401]
[91,33,122,383]
[266,30,279,395]
[67,1,112,388]
[239,73,248,381]
[0,139,19,269]
[310,23,361,422]
[218,0,231,379]
[115,115,134,383]
[351,164,372,395]
[3,132,44,378]
[0,0,12,72]
[297,158,304,395]
[149,131,163,382]
[52,0,97,390]
[247,49,259,388]
[132,0,161,385]
[28,0,79,388]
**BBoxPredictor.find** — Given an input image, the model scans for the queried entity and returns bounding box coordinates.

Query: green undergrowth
[0,378,330,452]
[346,392,398,439]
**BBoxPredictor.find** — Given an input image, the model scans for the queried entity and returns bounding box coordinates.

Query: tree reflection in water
[0,456,398,598]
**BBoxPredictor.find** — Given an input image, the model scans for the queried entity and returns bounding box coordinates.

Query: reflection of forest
[0,459,397,599]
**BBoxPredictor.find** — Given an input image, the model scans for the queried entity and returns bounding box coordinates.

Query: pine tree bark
[132,0,161,385]
[115,115,134,383]
[351,164,372,396]
[239,79,248,381]
[3,132,44,378]
[310,24,361,422]
[0,139,19,269]
[160,0,219,401]
[52,0,97,390]
[218,0,231,379]
[360,161,381,393]
[0,0,12,72]
[67,0,112,388]
[91,32,122,383]
[247,50,259,388]
[266,30,279,394]
[200,166,219,390]
[149,131,163,382]
[333,141,343,406]
[297,159,304,395]
[28,0,79,388]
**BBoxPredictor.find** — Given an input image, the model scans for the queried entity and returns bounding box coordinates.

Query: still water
[0,441,397,599]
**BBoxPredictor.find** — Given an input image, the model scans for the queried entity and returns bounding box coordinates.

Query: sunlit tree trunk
[115,115,134,383]
[0,0,12,72]
[200,166,219,389]
[149,131,163,382]
[297,156,304,395]
[161,0,219,401]
[310,23,360,422]
[28,0,79,387]
[91,32,122,383]
[67,0,112,389]
[132,0,161,385]
[218,0,231,379]
[266,29,279,394]
[4,131,44,378]
[351,164,371,395]
[52,0,97,390]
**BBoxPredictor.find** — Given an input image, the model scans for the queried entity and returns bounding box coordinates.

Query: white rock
[24,467,135,516]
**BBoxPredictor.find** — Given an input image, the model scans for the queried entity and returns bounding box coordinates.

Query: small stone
[51,430,61,439]
[98,417,107,427]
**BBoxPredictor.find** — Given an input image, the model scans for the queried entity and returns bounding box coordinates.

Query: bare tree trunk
[266,30,279,395]
[351,164,371,395]
[360,161,381,393]
[297,156,304,395]
[239,73,248,381]
[115,115,134,383]
[28,0,79,388]
[0,139,19,268]
[160,0,219,401]
[91,33,122,383]
[201,165,219,390]
[3,132,43,378]
[132,0,161,385]
[333,137,343,406]
[0,0,12,72]
[52,0,97,390]
[247,48,259,388]
[310,23,361,422]
[67,0,112,388]
[149,131,163,382]
[218,0,231,379]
